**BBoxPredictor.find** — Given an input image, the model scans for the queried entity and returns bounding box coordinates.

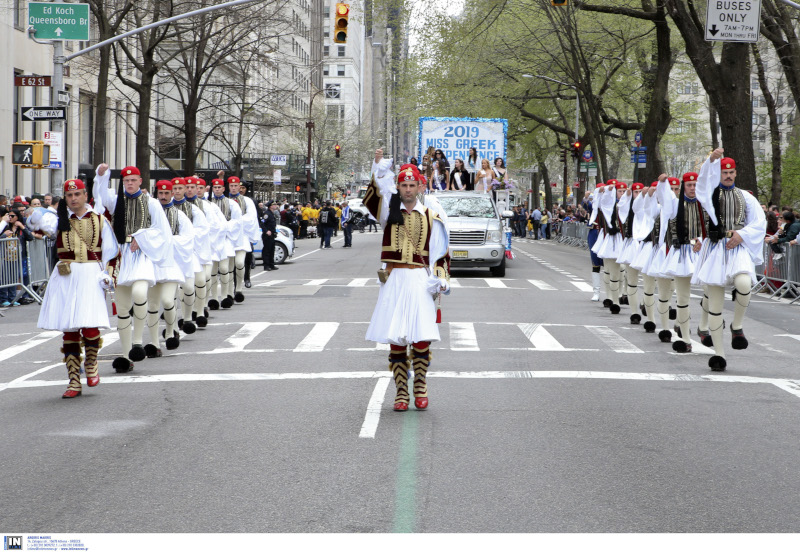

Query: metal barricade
[0,237,42,312]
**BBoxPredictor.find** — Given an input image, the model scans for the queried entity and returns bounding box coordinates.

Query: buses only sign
[705,0,761,43]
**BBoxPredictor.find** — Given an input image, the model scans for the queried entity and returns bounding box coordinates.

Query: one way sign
[21,106,66,122]
[705,0,761,43]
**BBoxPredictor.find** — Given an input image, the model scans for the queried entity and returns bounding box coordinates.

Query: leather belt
[387,262,424,270]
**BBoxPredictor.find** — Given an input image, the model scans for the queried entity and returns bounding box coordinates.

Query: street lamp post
[522,74,580,206]
[306,87,327,203]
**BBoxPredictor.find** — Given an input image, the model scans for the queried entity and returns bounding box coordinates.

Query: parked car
[253,224,295,264]
[433,192,508,277]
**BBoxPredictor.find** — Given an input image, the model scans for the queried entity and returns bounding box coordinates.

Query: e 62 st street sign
[21,107,67,122]
[705,0,761,43]
[29,2,90,41]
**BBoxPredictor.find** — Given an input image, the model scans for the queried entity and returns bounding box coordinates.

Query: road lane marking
[207,322,271,353]
[294,322,339,352]
[393,412,419,533]
[585,326,643,354]
[449,322,480,351]
[255,280,285,287]
[305,279,328,286]
[348,278,371,287]
[449,278,461,288]
[570,281,593,292]
[0,331,60,364]
[517,323,565,351]
[528,279,556,291]
[484,279,507,288]
[359,376,391,438]
[0,362,63,393]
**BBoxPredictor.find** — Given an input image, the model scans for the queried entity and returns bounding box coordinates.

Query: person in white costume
[692,149,766,371]
[173,177,211,332]
[93,164,172,372]
[655,172,708,353]
[596,182,628,314]
[225,175,260,301]
[364,149,451,412]
[588,179,619,307]
[189,178,224,321]
[630,183,661,334]
[614,182,647,325]
[26,178,119,398]
[144,180,194,357]
[208,178,243,309]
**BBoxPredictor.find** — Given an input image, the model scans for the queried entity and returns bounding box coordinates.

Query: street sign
[270,154,287,166]
[550,182,558,188]
[57,90,70,106]
[705,0,761,43]
[579,161,598,171]
[588,168,598,177]
[28,2,90,41]
[582,150,593,162]
[14,76,51,87]
[43,131,62,169]
[273,169,282,185]
[634,132,642,146]
[21,107,66,122]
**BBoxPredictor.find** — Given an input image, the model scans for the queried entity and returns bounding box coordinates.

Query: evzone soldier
[225,175,260,301]
[614,182,646,325]
[692,149,766,371]
[188,178,225,322]
[93,164,172,372]
[174,176,212,330]
[26,178,118,398]
[208,178,243,310]
[364,149,451,411]
[630,183,661,333]
[145,180,195,357]
[595,181,627,314]
[588,181,614,304]
[655,172,708,353]
[586,190,604,302]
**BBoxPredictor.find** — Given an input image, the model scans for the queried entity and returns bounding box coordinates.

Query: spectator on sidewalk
[319,201,337,249]
[540,208,550,240]
[1,208,35,306]
[530,206,541,240]
[341,200,353,248]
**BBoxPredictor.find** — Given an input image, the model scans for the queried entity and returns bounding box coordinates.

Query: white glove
[426,275,449,295]
[98,270,113,291]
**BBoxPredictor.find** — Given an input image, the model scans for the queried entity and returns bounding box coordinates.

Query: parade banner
[418,117,508,165]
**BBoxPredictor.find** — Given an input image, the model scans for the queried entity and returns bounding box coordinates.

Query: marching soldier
[209,178,243,309]
[174,177,212,330]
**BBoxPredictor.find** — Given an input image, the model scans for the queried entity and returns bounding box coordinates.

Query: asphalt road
[2,229,800,533]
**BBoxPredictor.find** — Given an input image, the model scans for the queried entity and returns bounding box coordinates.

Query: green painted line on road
[392,411,419,533]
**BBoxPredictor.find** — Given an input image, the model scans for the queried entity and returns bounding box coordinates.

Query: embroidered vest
[187,196,205,213]
[175,199,193,222]
[57,212,104,262]
[672,200,707,245]
[232,194,247,215]
[212,196,231,221]
[124,194,151,237]
[164,205,180,236]
[719,187,746,231]
[381,208,433,266]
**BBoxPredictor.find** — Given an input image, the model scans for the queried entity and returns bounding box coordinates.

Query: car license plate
[452,250,468,258]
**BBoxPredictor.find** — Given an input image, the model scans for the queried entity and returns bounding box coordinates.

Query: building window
[14,0,24,29]
[323,65,329,76]
[760,114,767,125]
[752,114,758,126]
[324,4,330,16]
[338,45,345,57]
[324,29,329,38]
[752,78,759,90]
[337,65,345,76]
[777,114,783,125]
[323,45,329,56]
[325,83,341,99]
[777,96,784,107]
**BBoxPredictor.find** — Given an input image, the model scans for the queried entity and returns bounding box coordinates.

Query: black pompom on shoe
[182,321,197,334]
[609,304,621,314]
[658,329,672,343]
[192,311,198,321]
[731,328,748,350]
[619,295,629,305]
[144,344,162,358]
[669,307,677,320]
[234,292,245,303]
[208,299,220,311]
[112,357,133,373]
[672,340,692,353]
[603,299,612,308]
[221,297,234,309]
[644,321,656,333]
[630,314,641,325]
[709,355,727,371]
[177,319,184,331]
[196,315,208,328]
[204,307,210,318]
[697,328,713,347]
[165,335,180,350]
[128,345,146,362]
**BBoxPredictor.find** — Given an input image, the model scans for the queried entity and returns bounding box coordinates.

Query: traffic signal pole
[27,0,263,192]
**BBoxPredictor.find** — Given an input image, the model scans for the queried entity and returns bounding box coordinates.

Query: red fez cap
[171,177,186,186]
[212,179,225,186]
[64,179,86,193]
[631,183,644,191]
[197,178,206,187]
[157,180,173,191]
[615,182,628,190]
[668,177,680,187]
[606,179,618,186]
[650,182,659,188]
[397,164,422,184]
[121,166,140,177]
[185,177,197,186]
[682,172,698,183]
[227,176,241,184]
[720,157,736,170]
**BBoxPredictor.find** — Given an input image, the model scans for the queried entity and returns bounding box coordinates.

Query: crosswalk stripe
[570,281,593,292]
[450,322,480,351]
[348,278,371,287]
[585,326,643,354]
[484,278,508,288]
[517,323,565,351]
[528,279,556,291]
[255,280,285,287]
[294,322,339,352]
[100,332,120,351]
[449,278,462,288]
[0,331,60,364]
[207,322,272,353]
[305,279,328,286]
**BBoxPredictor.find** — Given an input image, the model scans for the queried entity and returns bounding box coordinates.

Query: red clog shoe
[62,389,81,399]
[87,376,100,387]
[415,397,428,410]
[393,402,408,411]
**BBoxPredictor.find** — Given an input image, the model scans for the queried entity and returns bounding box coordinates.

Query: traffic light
[12,140,51,168]
[551,0,568,5]
[334,3,349,43]
[335,143,341,158]
[559,149,567,164]
[296,185,301,192]
[570,141,582,159]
